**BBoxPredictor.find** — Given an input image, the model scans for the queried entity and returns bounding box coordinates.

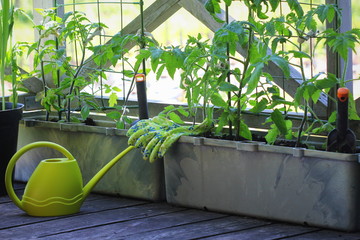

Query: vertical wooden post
[326,0,353,118]
[338,0,353,92]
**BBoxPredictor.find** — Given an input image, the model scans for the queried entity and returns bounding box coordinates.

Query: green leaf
[326,31,359,61]
[328,111,336,123]
[286,0,304,18]
[316,4,335,23]
[107,111,121,120]
[116,121,125,129]
[255,4,269,20]
[271,109,287,135]
[177,107,190,117]
[223,0,232,6]
[112,86,122,92]
[70,116,81,123]
[205,0,220,14]
[250,98,268,113]
[219,82,239,92]
[81,105,90,120]
[289,50,311,59]
[349,95,360,120]
[315,75,338,89]
[156,64,166,80]
[269,0,280,12]
[169,112,184,124]
[108,92,118,107]
[269,55,290,78]
[246,62,264,94]
[135,49,151,70]
[215,111,229,134]
[265,125,279,144]
[311,90,321,104]
[150,47,163,71]
[239,120,252,140]
[162,48,185,79]
[211,93,228,108]
[285,120,293,140]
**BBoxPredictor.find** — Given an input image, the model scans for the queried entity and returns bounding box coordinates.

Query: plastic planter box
[164,136,360,231]
[16,115,165,201]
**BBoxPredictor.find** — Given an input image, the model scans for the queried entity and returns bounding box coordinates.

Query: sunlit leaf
[271,109,287,135]
[239,120,252,140]
[169,112,185,124]
[211,93,228,108]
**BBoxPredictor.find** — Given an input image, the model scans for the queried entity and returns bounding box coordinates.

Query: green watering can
[5,141,134,217]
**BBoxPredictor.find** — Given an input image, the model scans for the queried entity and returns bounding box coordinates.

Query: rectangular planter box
[164,136,360,231]
[16,114,165,201]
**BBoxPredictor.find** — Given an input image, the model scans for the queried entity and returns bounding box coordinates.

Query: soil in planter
[48,117,97,126]
[204,132,359,153]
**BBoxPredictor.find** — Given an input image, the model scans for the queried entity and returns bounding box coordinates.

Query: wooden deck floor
[1,184,360,240]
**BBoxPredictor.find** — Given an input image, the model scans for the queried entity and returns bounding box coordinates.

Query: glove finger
[159,132,183,158]
[134,131,157,148]
[143,136,161,161]
[128,126,151,146]
[149,139,164,163]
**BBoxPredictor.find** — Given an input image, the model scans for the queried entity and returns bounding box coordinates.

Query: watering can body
[22,158,84,216]
[5,141,134,217]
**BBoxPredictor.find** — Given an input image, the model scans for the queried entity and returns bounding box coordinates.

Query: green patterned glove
[127,117,213,163]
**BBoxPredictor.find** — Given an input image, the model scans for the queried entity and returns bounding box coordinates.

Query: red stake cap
[135,73,146,82]
[337,87,349,102]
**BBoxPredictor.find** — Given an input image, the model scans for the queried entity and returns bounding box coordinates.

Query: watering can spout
[82,145,135,198]
[5,141,134,217]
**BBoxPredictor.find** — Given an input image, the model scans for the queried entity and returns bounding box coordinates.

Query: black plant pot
[0,102,23,196]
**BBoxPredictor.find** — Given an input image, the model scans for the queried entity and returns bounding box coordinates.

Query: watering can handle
[5,141,75,210]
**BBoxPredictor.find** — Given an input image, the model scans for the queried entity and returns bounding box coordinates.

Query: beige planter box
[16,113,165,201]
[164,136,360,231]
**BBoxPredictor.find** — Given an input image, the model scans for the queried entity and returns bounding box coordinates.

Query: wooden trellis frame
[26,0,359,118]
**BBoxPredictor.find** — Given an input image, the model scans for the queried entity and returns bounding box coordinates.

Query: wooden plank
[0,202,185,239]
[0,183,25,204]
[1,189,359,239]
[105,216,272,240]
[32,209,227,239]
[202,223,319,240]
[283,229,360,240]
[0,195,147,230]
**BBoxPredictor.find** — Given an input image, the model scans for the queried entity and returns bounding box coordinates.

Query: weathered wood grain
[203,223,320,240]
[0,202,184,239]
[37,209,226,239]
[284,229,360,240]
[110,215,272,240]
[0,195,146,231]
[0,183,359,240]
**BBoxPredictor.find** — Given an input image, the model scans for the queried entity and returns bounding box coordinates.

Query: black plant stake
[327,87,356,153]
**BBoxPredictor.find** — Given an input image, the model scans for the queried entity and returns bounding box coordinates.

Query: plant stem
[0,0,11,110]
[235,29,253,140]
[295,44,308,147]
[296,103,308,147]
[66,38,87,122]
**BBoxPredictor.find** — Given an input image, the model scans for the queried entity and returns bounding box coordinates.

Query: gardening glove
[127,117,213,163]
